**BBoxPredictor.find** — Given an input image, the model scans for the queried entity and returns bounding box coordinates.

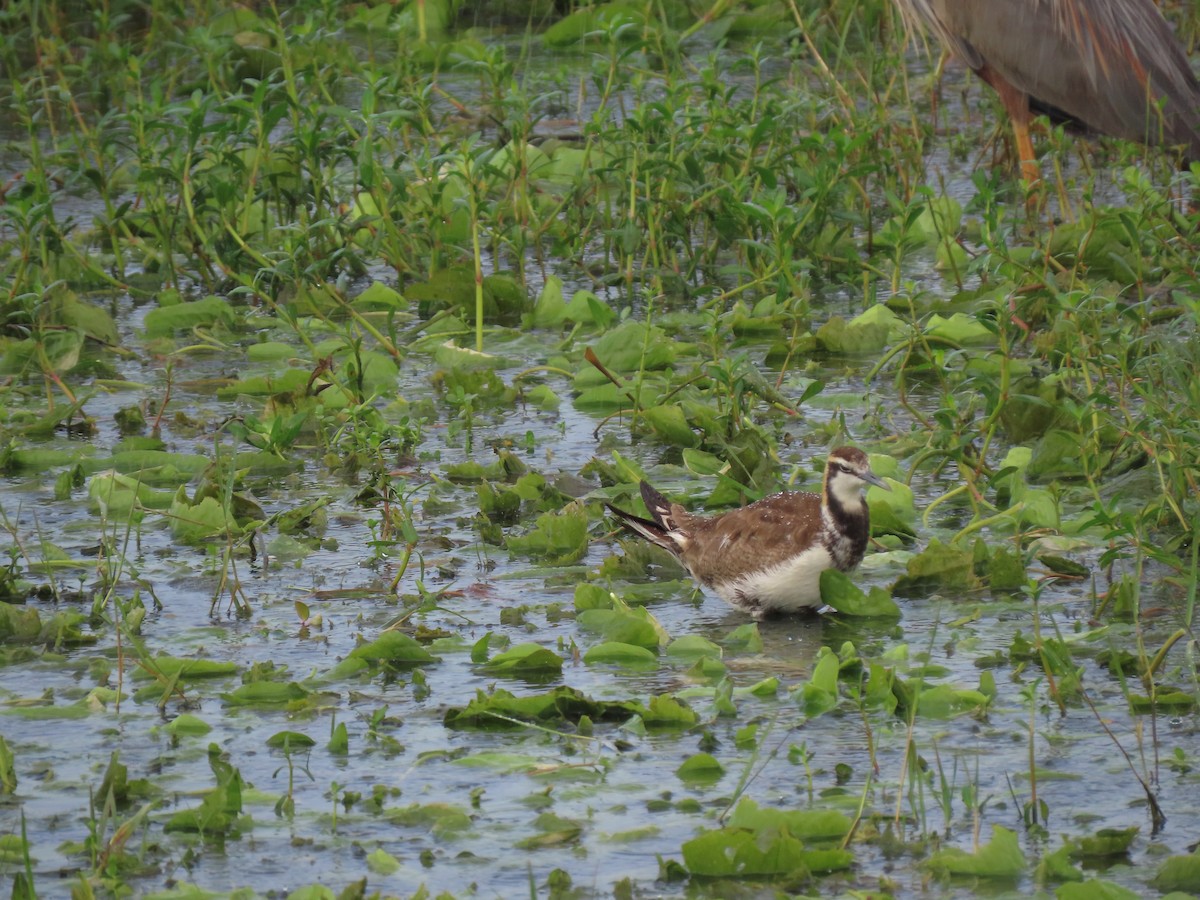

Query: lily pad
[926,825,1026,878]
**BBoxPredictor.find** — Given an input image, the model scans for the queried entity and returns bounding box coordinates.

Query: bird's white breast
[713,543,834,614]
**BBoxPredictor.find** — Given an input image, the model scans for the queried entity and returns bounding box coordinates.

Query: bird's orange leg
[977,65,1041,187]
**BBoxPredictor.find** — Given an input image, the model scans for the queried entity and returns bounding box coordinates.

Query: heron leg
[976,64,1040,185]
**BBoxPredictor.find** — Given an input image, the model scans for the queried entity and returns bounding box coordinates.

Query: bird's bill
[863,470,891,491]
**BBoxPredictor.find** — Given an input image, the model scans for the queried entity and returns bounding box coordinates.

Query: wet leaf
[583,641,657,666]
[366,848,401,875]
[801,647,840,717]
[725,799,851,841]
[221,682,310,707]
[482,642,564,676]
[926,825,1025,877]
[139,655,238,681]
[166,714,212,737]
[643,404,699,448]
[722,622,763,652]
[820,569,901,618]
[266,731,316,750]
[815,314,889,354]
[143,295,238,337]
[1055,880,1139,900]
[347,631,438,667]
[1069,827,1138,860]
[576,606,665,649]
[506,503,589,565]
[639,693,697,729]
[676,752,724,784]
[0,736,16,793]
[451,752,541,773]
[681,825,807,878]
[892,539,979,595]
[386,802,472,836]
[1153,848,1200,892]
[666,634,722,659]
[515,812,583,849]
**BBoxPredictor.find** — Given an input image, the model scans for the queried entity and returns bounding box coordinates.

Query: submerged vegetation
[1,0,1199,896]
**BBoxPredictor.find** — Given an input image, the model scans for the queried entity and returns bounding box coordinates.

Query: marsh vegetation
[1,1,1198,897]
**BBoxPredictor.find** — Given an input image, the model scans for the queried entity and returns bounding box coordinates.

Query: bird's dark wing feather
[936,0,1200,158]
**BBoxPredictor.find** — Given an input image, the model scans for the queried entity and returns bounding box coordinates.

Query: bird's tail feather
[605,504,678,553]
[638,481,676,528]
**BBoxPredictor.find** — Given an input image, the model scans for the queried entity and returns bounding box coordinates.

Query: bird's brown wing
[937,0,1200,158]
[682,491,824,583]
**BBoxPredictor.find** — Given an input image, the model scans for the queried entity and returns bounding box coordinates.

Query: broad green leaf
[892,539,979,595]
[583,642,657,667]
[1153,849,1200,892]
[682,825,807,878]
[1069,827,1139,859]
[482,642,564,676]
[144,295,238,337]
[165,714,211,737]
[820,569,901,618]
[221,682,309,707]
[366,848,401,875]
[643,404,698,448]
[386,802,472,836]
[506,504,589,565]
[722,622,763,652]
[514,812,582,849]
[676,752,724,784]
[138,655,238,680]
[1056,880,1139,900]
[666,634,722,659]
[266,730,316,750]
[726,799,851,842]
[926,825,1026,878]
[348,630,438,666]
[638,693,697,729]
[576,606,666,649]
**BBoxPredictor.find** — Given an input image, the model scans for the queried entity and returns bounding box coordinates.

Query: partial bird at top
[894,0,1200,182]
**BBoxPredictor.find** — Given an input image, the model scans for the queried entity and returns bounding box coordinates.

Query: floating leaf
[482,642,564,676]
[139,655,238,681]
[583,642,657,667]
[576,606,665,649]
[681,825,807,878]
[722,622,763,652]
[926,825,1026,878]
[348,631,438,667]
[727,799,852,842]
[892,539,979,595]
[166,715,212,737]
[366,848,401,875]
[143,295,238,337]
[221,682,309,707]
[666,634,722,659]
[266,731,316,750]
[676,753,724,784]
[820,569,901,618]
[1056,880,1139,900]
[386,802,473,836]
[1153,849,1200,892]
[515,812,583,849]
[506,504,589,565]
[1069,827,1138,860]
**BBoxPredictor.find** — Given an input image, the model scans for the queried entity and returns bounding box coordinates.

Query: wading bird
[606,447,889,620]
[894,0,1200,182]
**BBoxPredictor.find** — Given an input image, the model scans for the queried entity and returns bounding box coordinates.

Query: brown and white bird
[606,447,889,619]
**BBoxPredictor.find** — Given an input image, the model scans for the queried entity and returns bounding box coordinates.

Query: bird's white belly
[711,545,834,615]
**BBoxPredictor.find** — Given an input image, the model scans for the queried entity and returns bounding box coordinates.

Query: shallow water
[2,19,1198,900]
